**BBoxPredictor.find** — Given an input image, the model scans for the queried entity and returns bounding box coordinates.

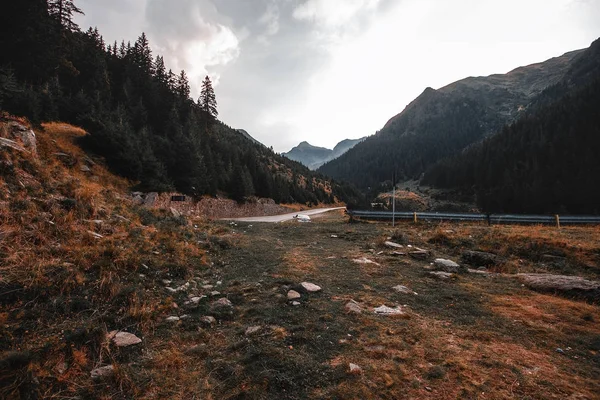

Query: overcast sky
[75,0,600,152]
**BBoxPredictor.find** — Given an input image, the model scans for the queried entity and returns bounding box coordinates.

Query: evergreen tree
[199,75,218,119]
[48,0,83,31]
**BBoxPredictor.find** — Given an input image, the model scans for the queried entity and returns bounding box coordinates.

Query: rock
[393,285,417,295]
[90,365,114,380]
[331,235,339,238]
[467,268,492,275]
[200,316,216,326]
[349,363,362,374]
[109,331,142,347]
[462,250,500,267]
[409,250,429,259]
[300,282,322,292]
[132,195,144,204]
[80,165,92,173]
[517,274,600,293]
[5,122,37,155]
[390,251,407,256]
[209,298,234,318]
[384,241,404,249]
[245,326,262,336]
[169,207,181,218]
[202,285,214,290]
[143,192,159,207]
[429,271,454,280]
[287,290,301,300]
[0,137,28,152]
[291,301,301,306]
[353,257,380,266]
[87,231,103,239]
[433,258,461,273]
[374,305,406,316]
[165,316,180,322]
[210,291,221,297]
[162,279,173,285]
[345,301,363,314]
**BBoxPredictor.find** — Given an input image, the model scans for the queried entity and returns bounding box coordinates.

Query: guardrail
[346,210,600,226]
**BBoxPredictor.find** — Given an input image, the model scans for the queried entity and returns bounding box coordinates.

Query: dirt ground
[176,211,600,399]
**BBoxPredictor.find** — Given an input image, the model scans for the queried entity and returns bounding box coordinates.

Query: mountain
[0,1,364,207]
[236,129,263,146]
[318,48,584,190]
[283,138,365,170]
[422,37,600,214]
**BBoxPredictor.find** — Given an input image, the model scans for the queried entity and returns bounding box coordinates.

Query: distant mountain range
[318,47,584,190]
[283,138,366,170]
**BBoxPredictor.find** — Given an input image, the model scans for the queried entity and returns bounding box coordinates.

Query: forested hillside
[318,49,582,190]
[0,0,362,206]
[423,38,600,214]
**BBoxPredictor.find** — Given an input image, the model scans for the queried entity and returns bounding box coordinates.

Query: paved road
[224,207,346,223]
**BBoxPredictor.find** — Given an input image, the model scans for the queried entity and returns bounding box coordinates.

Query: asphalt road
[224,207,346,223]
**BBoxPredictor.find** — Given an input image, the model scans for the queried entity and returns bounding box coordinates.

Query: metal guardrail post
[555,214,560,229]
[413,212,417,223]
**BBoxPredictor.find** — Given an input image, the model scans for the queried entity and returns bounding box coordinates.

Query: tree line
[0,0,364,206]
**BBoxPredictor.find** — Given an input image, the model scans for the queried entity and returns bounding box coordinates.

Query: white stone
[353,257,380,266]
[110,331,142,347]
[434,258,460,273]
[374,305,406,316]
[165,316,180,322]
[300,282,322,292]
[429,271,454,280]
[291,301,301,306]
[287,290,301,300]
[200,316,216,325]
[345,301,363,314]
[245,326,262,336]
[385,241,404,249]
[349,363,362,374]
[393,285,417,295]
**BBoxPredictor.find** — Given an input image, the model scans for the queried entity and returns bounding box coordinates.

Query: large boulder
[517,274,600,298]
[4,122,37,155]
[433,258,463,273]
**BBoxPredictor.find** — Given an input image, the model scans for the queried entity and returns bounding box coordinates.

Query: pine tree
[48,0,83,31]
[199,75,218,119]
[175,70,190,99]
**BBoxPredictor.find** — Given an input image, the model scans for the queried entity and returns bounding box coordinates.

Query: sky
[75,0,600,152]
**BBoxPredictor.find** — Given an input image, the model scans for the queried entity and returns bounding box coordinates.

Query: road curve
[223,207,346,223]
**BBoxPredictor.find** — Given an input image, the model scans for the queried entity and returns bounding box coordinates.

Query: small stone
[374,305,406,316]
[300,282,322,292]
[245,326,262,336]
[91,365,114,380]
[200,316,216,326]
[202,285,214,290]
[291,301,301,306]
[209,298,234,318]
[434,259,461,273]
[556,348,565,354]
[210,291,221,296]
[162,279,172,285]
[331,234,338,238]
[110,331,142,347]
[216,281,223,285]
[425,386,432,392]
[287,290,301,300]
[349,363,362,374]
[165,316,180,322]
[385,241,404,249]
[80,165,92,173]
[429,271,454,280]
[353,257,380,266]
[393,285,417,295]
[345,301,363,314]
[409,250,429,259]
[169,207,181,218]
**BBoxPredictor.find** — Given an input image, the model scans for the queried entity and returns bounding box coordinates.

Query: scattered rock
[390,251,407,256]
[109,331,142,347]
[429,271,454,280]
[467,268,492,275]
[433,258,461,273]
[393,285,417,295]
[331,235,338,238]
[291,301,301,306]
[345,301,363,314]
[245,326,262,336]
[202,285,214,290]
[169,207,181,218]
[80,165,92,173]
[165,316,180,322]
[87,231,103,239]
[143,192,159,207]
[287,290,301,300]
[90,365,114,380]
[374,305,407,316]
[353,257,380,266]
[384,241,404,249]
[462,250,500,267]
[349,363,362,374]
[517,274,600,294]
[300,282,322,292]
[200,316,216,326]
[409,250,429,260]
[209,298,234,318]
[210,291,221,297]
[162,279,173,285]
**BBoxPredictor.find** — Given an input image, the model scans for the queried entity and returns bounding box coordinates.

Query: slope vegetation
[318,49,583,190]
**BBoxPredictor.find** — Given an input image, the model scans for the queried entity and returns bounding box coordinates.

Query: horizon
[75,0,600,152]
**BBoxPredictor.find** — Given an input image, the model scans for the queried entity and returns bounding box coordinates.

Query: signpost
[171,195,186,202]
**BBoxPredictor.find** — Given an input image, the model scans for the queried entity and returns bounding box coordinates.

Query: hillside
[318,48,584,190]
[2,123,599,398]
[283,137,365,170]
[0,1,363,208]
[422,38,600,214]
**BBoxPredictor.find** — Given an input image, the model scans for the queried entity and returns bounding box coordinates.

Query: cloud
[293,0,381,27]
[144,0,240,93]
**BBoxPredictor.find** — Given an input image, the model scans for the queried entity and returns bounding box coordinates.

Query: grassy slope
[1,120,599,399]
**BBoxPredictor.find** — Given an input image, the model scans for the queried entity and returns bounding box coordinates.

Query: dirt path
[223,206,346,222]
